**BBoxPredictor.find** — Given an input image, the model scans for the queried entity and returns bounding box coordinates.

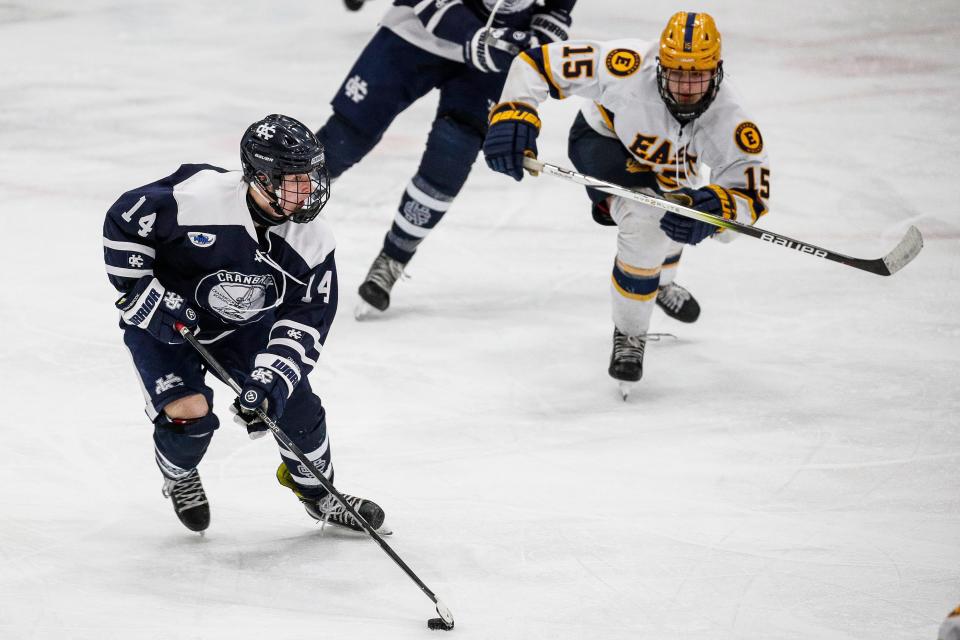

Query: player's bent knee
[612,201,662,234]
[155,409,219,438]
[163,394,209,421]
[616,213,651,237]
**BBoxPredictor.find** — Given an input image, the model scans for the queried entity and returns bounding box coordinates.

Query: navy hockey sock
[382,114,483,262]
[383,174,454,263]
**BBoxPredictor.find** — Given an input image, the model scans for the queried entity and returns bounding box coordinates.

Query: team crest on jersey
[196,270,278,324]
[606,49,641,78]
[187,231,217,247]
[735,122,764,154]
[628,132,699,190]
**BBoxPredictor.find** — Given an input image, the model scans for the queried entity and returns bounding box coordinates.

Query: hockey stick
[484,0,506,30]
[176,324,455,631]
[522,157,923,276]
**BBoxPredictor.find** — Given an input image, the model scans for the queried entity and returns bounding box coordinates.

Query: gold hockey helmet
[659,11,722,71]
[656,12,724,122]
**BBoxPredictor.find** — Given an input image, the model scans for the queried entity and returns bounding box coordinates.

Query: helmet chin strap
[246,186,286,227]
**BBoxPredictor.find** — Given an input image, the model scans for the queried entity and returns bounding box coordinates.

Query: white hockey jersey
[500,38,771,224]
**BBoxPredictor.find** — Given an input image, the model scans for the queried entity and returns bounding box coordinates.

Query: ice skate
[656,282,700,323]
[355,250,406,318]
[277,463,390,535]
[608,328,646,400]
[162,468,210,534]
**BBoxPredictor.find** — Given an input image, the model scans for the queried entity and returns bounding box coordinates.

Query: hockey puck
[427,617,454,631]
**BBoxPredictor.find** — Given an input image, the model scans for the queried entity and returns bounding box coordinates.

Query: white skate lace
[657,283,691,313]
[365,252,406,292]
[613,331,646,363]
[316,493,362,528]
[163,470,208,512]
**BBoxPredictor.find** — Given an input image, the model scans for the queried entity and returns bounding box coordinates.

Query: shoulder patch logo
[606,49,641,78]
[187,231,217,248]
[735,122,764,154]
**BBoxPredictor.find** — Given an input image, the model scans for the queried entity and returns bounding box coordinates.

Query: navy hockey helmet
[240,114,330,226]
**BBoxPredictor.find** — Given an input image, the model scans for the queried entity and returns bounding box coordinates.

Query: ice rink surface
[1,1,959,638]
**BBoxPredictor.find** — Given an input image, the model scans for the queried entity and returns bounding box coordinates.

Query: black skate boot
[608,328,646,383]
[656,282,700,323]
[276,463,387,533]
[162,469,210,533]
[356,250,405,315]
[609,328,646,399]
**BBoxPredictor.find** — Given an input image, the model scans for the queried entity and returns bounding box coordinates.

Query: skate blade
[319,520,393,536]
[644,332,678,342]
[617,381,637,401]
[353,300,382,320]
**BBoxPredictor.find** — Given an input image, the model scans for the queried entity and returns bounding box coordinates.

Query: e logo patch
[735,122,764,154]
[605,49,641,77]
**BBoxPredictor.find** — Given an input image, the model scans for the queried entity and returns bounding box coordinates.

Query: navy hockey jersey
[103,164,338,379]
[384,0,576,63]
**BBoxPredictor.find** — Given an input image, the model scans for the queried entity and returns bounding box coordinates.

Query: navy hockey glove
[530,9,571,44]
[483,102,541,181]
[464,27,537,74]
[233,353,302,437]
[116,276,198,344]
[230,397,269,440]
[659,185,735,245]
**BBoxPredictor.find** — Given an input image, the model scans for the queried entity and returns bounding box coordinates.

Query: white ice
[1,1,958,638]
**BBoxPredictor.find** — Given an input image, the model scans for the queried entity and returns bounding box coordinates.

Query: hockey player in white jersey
[482,12,771,394]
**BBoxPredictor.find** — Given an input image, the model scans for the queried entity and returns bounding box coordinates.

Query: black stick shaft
[176,325,454,625]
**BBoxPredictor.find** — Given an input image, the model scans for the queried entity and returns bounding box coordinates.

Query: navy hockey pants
[317,28,508,262]
[124,321,333,499]
[567,112,662,217]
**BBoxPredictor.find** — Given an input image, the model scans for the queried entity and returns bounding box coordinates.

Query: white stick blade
[435,599,455,625]
[883,225,924,275]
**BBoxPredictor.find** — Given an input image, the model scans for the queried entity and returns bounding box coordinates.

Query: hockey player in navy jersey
[103,114,386,534]
[316,0,576,316]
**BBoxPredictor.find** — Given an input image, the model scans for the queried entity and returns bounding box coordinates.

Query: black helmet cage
[240,114,330,225]
[655,60,724,124]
